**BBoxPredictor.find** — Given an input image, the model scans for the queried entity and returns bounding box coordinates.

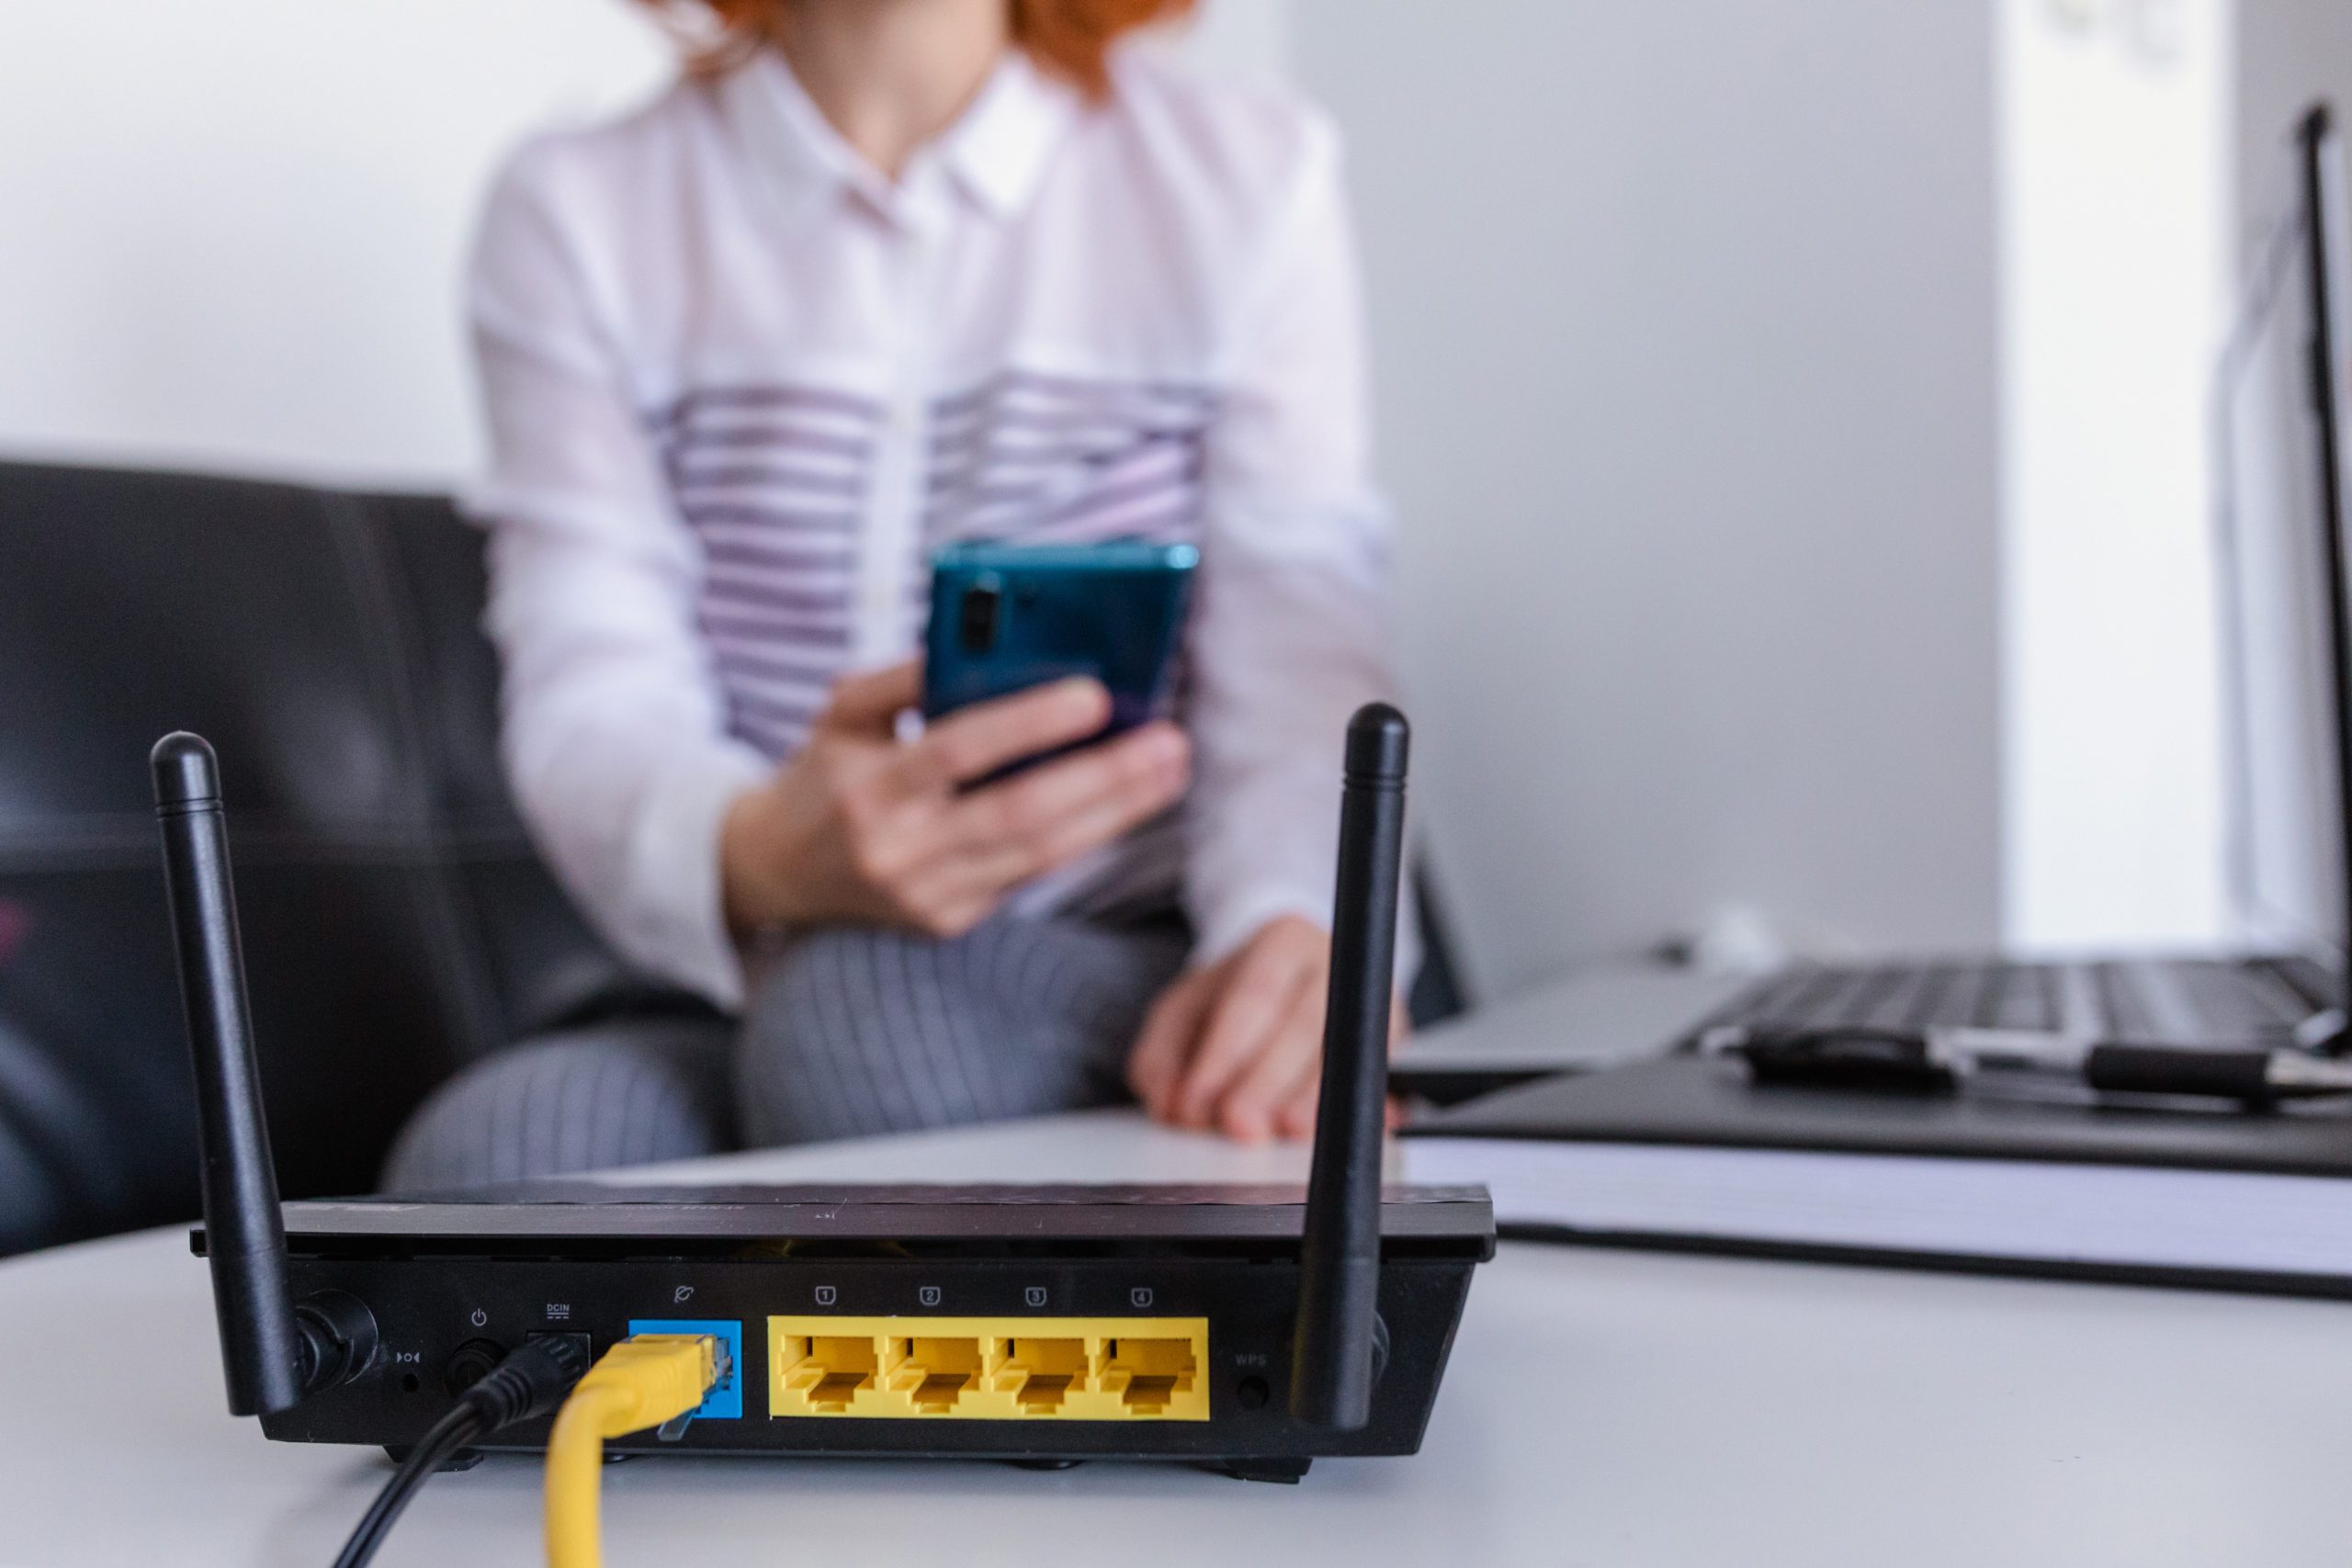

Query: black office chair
[0,461,668,1255]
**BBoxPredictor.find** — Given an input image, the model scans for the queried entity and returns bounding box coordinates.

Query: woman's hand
[1126,915,1408,1145]
[720,660,1190,937]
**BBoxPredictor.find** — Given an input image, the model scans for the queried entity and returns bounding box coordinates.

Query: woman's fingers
[1267,983,1406,1141]
[1132,921,1360,1139]
[1272,1084,1408,1146]
[880,722,1189,923]
[817,660,923,736]
[1171,940,1316,1129]
[892,677,1113,796]
[941,722,1189,883]
[1211,991,1325,1144]
[1015,724,1191,862]
[795,670,1193,939]
[1272,1077,1324,1141]
[1128,964,1221,1120]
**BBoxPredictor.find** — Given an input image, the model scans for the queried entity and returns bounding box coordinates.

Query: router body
[157,705,1491,1485]
[220,1181,1490,1478]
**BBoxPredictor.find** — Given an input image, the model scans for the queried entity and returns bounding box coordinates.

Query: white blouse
[467,44,1400,1008]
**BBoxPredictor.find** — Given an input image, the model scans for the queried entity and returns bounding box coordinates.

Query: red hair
[637,0,1198,98]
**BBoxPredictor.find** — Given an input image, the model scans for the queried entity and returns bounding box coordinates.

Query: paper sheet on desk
[1403,1136,2352,1283]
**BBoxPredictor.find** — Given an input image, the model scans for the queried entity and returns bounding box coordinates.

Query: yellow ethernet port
[1100,1337,1197,1416]
[776,1335,878,1415]
[886,1336,982,1415]
[767,1315,1208,1421]
[993,1337,1087,1415]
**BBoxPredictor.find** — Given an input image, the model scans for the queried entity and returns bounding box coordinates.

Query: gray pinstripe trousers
[380,916,1189,1192]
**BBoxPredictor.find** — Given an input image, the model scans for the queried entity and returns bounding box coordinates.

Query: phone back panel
[922,542,1197,735]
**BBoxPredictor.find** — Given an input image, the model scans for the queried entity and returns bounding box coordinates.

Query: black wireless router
[155,705,1492,1483]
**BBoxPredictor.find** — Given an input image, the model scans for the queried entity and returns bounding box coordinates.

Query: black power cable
[330,1406,482,1568]
[331,1335,593,1568]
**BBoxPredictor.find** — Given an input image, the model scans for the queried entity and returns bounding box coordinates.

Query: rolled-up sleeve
[1186,118,1419,978]
[466,146,768,1010]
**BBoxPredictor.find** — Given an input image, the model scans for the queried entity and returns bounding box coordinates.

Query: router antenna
[1291,703,1410,1430]
[153,732,307,1417]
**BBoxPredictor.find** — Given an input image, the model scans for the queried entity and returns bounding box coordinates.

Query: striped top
[662,371,1214,761]
[466,46,1397,1008]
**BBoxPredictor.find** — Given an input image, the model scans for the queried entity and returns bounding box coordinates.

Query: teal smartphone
[922,541,1198,764]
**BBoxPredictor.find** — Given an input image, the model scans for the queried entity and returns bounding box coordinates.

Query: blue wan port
[627,1317,744,1420]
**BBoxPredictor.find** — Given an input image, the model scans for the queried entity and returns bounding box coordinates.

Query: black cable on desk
[330,1405,485,1568]
[329,1334,593,1568]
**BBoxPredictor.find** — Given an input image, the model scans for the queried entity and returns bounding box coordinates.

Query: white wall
[1289,0,2005,996]
[1997,0,2234,954]
[0,1,674,485]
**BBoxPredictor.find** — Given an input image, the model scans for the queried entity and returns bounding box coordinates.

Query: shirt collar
[722,48,1079,230]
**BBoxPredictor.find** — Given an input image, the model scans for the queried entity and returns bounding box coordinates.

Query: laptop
[1402,103,2352,1082]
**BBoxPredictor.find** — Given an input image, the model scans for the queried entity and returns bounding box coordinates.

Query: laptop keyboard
[1714,956,2336,1046]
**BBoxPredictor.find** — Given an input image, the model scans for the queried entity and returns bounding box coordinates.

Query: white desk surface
[3,1109,2347,1567]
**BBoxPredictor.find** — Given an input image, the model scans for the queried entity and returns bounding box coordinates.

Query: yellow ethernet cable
[545,1335,728,1568]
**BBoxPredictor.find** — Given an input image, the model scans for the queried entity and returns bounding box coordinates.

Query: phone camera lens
[958,580,1002,653]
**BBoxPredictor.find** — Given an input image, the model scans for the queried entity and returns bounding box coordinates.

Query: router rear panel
[240,1186,1494,1472]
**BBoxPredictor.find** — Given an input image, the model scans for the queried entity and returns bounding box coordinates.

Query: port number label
[1024,1286,1048,1308]
[814,1285,837,1307]
[919,1285,943,1307]
[1130,1287,1154,1309]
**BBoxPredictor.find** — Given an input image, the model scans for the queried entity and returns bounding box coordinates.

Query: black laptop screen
[2220,106,2352,959]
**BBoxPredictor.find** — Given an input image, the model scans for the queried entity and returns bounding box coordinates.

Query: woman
[385,0,1405,1189]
